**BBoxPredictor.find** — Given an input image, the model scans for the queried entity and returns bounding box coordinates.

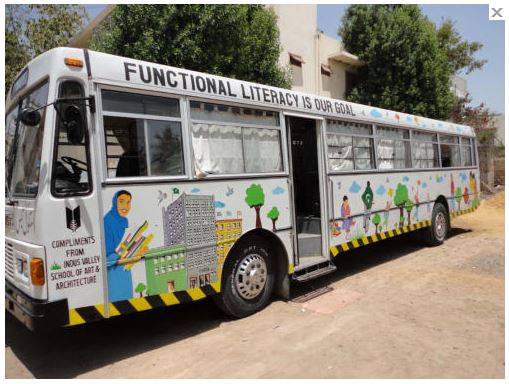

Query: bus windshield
[6,81,49,198]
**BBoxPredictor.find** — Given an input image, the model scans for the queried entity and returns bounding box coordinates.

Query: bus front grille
[5,241,14,281]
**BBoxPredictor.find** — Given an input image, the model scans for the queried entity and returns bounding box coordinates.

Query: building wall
[494,114,505,145]
[268,5,358,100]
[268,4,318,94]
[317,34,353,100]
[451,75,468,99]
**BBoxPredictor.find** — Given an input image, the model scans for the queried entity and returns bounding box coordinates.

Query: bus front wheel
[213,238,275,318]
[423,202,449,246]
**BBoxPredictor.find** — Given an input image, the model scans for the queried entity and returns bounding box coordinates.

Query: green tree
[449,93,498,145]
[135,282,146,298]
[267,206,280,231]
[394,183,409,227]
[90,5,291,88]
[372,212,381,234]
[245,184,265,228]
[436,18,486,75]
[405,199,414,225]
[339,5,453,119]
[455,187,463,210]
[5,4,88,95]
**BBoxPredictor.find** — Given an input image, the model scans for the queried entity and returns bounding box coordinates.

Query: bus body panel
[327,169,481,250]
[99,178,292,305]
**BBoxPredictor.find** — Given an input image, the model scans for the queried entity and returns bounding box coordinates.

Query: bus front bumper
[5,280,69,332]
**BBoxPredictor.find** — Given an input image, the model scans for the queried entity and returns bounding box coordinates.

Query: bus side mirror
[64,105,85,144]
[19,108,41,126]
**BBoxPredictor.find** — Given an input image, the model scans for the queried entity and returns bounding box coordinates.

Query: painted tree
[267,206,280,232]
[245,184,265,228]
[405,199,414,225]
[372,212,381,234]
[455,186,463,210]
[394,183,409,227]
[90,5,291,88]
[135,282,146,298]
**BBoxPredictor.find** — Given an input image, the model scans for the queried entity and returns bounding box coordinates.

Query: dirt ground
[5,192,504,379]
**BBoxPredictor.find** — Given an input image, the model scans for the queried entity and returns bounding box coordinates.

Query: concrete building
[268,4,361,100]
[493,114,505,146]
[450,75,468,99]
[70,4,361,100]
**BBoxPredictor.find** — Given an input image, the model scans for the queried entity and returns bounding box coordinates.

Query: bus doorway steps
[292,260,337,283]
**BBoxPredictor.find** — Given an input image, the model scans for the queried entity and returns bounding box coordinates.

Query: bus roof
[10,47,476,137]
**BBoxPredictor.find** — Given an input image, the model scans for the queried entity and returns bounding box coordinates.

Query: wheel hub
[435,211,447,239]
[234,253,267,300]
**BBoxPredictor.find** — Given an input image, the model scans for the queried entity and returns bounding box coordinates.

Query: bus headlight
[16,257,28,277]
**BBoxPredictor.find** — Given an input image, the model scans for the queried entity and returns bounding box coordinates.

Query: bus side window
[439,135,461,167]
[326,119,374,171]
[190,102,282,175]
[102,90,184,178]
[52,81,92,196]
[376,126,411,169]
[412,131,439,168]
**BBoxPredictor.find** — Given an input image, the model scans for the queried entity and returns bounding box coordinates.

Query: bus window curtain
[191,123,243,174]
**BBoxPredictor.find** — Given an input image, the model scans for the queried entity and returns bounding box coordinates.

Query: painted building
[144,246,187,295]
[216,218,243,265]
[162,193,218,288]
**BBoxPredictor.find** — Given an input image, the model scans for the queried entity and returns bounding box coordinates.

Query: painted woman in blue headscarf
[104,190,134,302]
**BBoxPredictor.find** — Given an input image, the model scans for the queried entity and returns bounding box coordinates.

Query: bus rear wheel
[423,202,449,246]
[213,239,275,318]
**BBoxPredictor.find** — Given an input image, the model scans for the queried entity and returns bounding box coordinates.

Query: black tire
[423,202,449,246]
[213,238,275,318]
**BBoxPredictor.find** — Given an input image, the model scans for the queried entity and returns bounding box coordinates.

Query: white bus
[6,48,480,331]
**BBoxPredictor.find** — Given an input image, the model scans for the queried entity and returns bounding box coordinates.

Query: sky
[85,4,505,114]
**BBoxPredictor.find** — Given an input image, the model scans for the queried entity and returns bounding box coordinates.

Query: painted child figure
[341,196,355,239]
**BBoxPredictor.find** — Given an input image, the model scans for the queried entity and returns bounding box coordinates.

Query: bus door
[286,115,336,280]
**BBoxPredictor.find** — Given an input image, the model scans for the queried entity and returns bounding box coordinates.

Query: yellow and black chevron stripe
[68,205,480,325]
[329,219,432,258]
[449,205,478,219]
[330,204,479,258]
[67,283,220,326]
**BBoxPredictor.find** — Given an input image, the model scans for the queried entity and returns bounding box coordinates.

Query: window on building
[190,101,283,175]
[439,134,461,167]
[102,90,184,178]
[376,126,411,169]
[411,131,439,168]
[289,53,305,67]
[321,64,332,76]
[326,119,374,172]
[289,53,304,87]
